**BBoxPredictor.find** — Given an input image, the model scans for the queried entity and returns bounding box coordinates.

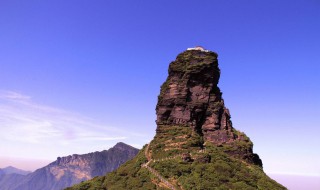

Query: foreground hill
[67,48,286,190]
[0,142,138,190]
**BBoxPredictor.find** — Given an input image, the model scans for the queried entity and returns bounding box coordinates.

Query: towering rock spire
[155,48,261,166]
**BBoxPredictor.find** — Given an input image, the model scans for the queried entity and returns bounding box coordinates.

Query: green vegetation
[149,125,203,159]
[212,101,224,112]
[169,51,218,74]
[66,132,286,190]
[65,176,106,190]
[66,146,157,190]
[158,50,219,103]
[157,79,170,102]
[147,143,285,190]
[66,142,286,190]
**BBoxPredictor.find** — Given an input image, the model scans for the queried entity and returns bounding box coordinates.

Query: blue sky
[0,0,319,180]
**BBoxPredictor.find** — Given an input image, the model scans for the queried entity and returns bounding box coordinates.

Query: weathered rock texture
[156,50,262,166]
[0,142,138,190]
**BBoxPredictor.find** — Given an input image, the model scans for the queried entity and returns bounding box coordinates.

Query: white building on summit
[187,46,210,52]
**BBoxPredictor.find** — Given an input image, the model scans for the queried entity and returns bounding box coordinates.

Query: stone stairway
[152,154,181,163]
[142,144,177,190]
[142,163,176,190]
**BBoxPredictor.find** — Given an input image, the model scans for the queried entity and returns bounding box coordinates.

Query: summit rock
[155,49,262,166]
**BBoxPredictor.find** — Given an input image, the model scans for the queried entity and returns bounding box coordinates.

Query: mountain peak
[54,142,138,167]
[113,142,133,149]
[3,166,15,170]
[66,49,286,190]
[155,49,261,166]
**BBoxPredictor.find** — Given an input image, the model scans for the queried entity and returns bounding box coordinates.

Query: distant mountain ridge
[0,166,31,189]
[0,142,139,190]
[0,166,31,175]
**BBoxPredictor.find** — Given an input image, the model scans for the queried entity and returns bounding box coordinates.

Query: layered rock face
[156,50,261,166]
[48,142,138,183]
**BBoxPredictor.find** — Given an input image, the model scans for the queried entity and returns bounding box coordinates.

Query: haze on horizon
[0,1,319,188]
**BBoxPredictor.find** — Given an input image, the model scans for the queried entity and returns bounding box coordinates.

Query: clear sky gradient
[0,0,319,182]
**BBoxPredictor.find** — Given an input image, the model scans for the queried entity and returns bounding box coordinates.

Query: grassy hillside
[66,126,286,190]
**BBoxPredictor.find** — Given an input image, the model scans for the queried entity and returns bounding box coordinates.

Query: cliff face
[51,142,138,180]
[157,50,229,142]
[155,50,261,166]
[0,142,138,190]
[67,48,286,190]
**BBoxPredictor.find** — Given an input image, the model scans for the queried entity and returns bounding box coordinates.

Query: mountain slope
[0,173,25,190]
[0,142,138,190]
[67,48,286,190]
